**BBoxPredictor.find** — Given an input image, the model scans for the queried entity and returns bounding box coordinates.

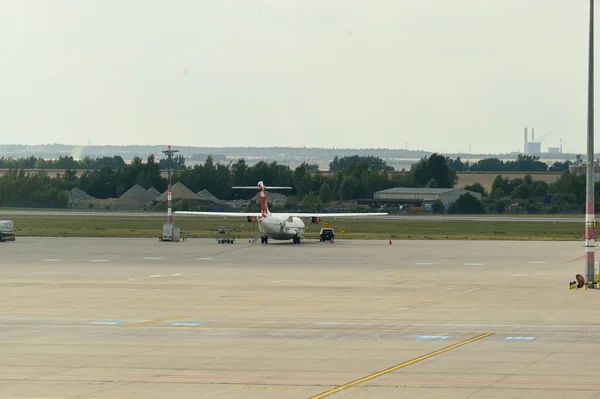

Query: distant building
[359,187,482,209]
[568,164,600,182]
[525,142,542,154]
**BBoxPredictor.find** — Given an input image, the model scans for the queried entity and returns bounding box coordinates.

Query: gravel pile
[147,187,161,200]
[221,199,249,209]
[120,184,157,203]
[196,189,221,203]
[65,188,95,208]
[156,182,200,201]
[88,198,143,210]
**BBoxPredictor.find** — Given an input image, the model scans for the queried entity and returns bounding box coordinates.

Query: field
[8,214,584,241]
[456,171,562,192]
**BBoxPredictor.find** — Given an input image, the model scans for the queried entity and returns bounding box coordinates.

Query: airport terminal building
[359,187,482,209]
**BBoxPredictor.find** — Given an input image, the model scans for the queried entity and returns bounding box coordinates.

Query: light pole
[162,145,179,225]
[585,0,596,286]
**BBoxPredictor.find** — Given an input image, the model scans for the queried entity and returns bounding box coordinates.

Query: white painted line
[464,263,484,266]
[416,335,450,340]
[88,259,110,262]
[149,275,161,278]
[372,296,383,299]
[89,321,121,325]
[415,263,433,266]
[196,257,215,260]
[144,257,162,260]
[468,287,480,292]
[42,259,61,262]
[300,282,333,285]
[315,322,375,326]
[511,274,530,277]
[171,273,182,276]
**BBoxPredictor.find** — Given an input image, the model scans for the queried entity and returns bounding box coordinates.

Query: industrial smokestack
[524,127,528,154]
[532,128,535,142]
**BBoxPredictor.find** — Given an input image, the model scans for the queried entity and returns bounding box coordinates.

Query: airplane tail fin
[232,181,292,218]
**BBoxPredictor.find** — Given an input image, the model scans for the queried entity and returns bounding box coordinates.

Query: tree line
[0,152,590,214]
[0,153,577,173]
[448,154,572,172]
[0,153,456,207]
[438,171,600,215]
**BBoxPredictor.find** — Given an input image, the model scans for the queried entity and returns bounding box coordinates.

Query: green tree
[409,153,457,188]
[431,200,445,214]
[319,183,332,203]
[447,193,485,214]
[464,182,486,196]
[338,176,358,200]
[302,192,323,211]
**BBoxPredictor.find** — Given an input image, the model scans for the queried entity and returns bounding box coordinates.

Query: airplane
[174,181,388,244]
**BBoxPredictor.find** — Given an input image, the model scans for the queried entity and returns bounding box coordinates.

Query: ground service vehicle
[319,227,335,242]
[216,226,236,244]
[0,220,15,242]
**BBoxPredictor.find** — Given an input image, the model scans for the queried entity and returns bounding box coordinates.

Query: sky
[0,0,595,154]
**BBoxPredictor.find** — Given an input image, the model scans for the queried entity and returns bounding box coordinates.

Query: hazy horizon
[0,1,594,154]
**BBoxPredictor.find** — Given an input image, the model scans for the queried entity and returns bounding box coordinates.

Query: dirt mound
[87,198,143,210]
[197,189,221,203]
[156,182,201,201]
[66,188,95,208]
[120,184,157,203]
[147,187,161,199]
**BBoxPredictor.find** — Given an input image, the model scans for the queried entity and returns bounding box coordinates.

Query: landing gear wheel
[293,237,300,244]
[261,236,268,244]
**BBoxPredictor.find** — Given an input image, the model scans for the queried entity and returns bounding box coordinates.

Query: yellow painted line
[308,332,494,399]
[386,270,413,277]
[122,295,287,328]
[561,247,600,264]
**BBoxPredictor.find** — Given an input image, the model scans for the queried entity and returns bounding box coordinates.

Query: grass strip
[7,215,585,241]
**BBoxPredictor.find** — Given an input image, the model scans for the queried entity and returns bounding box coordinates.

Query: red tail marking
[259,181,268,218]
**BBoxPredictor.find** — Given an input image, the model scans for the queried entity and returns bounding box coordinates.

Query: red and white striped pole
[168,182,172,224]
[162,145,178,227]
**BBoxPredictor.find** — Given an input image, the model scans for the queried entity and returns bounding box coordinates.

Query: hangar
[358,187,482,209]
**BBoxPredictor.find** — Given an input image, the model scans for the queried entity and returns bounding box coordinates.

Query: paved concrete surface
[0,208,583,222]
[1,237,599,398]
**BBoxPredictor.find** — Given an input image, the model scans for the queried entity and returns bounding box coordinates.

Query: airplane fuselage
[258,215,305,241]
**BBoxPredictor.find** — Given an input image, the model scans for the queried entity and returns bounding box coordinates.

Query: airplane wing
[174,211,262,217]
[280,212,388,218]
[174,211,387,218]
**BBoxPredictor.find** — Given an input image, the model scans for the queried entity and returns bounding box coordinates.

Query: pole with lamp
[585,0,597,287]
[162,145,179,233]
